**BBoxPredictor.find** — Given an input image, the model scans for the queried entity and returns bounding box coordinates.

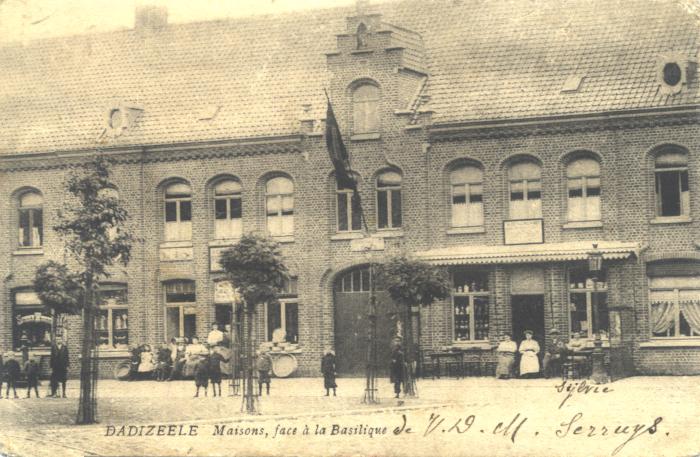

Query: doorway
[511,294,545,347]
[333,266,400,376]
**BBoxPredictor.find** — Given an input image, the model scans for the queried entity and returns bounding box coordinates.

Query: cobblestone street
[1,376,698,457]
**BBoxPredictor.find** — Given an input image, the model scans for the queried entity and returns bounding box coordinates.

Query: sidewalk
[1,376,698,457]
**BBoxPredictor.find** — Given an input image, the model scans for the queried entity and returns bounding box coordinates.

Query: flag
[325,96,357,191]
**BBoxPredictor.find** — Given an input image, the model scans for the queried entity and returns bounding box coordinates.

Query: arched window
[337,180,361,232]
[164,182,192,241]
[213,179,242,239]
[266,176,294,236]
[508,161,542,220]
[18,191,43,247]
[566,157,601,222]
[376,171,402,229]
[655,150,689,217]
[352,84,380,134]
[450,166,483,227]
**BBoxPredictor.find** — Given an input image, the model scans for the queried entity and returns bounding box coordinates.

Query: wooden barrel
[272,353,297,378]
[114,361,131,380]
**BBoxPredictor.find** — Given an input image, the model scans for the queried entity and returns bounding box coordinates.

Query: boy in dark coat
[321,349,337,397]
[24,356,40,398]
[208,348,228,397]
[0,354,4,399]
[193,355,209,398]
[4,353,20,399]
[389,345,405,399]
[255,351,273,396]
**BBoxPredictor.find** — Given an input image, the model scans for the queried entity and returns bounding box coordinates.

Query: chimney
[135,5,168,32]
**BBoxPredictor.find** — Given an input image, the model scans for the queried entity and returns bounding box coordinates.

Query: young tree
[377,256,451,397]
[34,261,83,343]
[34,156,134,424]
[219,233,288,414]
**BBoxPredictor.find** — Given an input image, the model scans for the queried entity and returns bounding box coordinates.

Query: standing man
[390,344,405,399]
[50,338,69,398]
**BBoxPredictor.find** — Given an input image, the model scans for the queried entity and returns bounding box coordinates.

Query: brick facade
[2,1,700,378]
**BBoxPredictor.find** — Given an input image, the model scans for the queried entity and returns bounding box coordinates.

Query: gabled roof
[0,0,698,156]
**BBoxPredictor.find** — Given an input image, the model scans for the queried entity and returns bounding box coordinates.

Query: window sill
[562,221,603,230]
[94,349,131,358]
[350,133,381,141]
[272,235,295,244]
[208,239,240,248]
[160,241,193,249]
[449,341,492,350]
[447,226,485,235]
[650,216,693,225]
[639,339,700,348]
[13,248,44,256]
[375,229,404,238]
[331,232,365,241]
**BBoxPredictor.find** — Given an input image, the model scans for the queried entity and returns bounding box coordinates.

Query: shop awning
[415,241,640,265]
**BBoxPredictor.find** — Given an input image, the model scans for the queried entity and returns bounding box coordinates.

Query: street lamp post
[588,243,609,384]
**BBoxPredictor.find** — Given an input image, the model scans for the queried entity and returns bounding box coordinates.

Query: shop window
[335,267,371,293]
[96,284,129,350]
[655,150,689,217]
[566,157,601,222]
[649,276,700,338]
[164,182,192,241]
[265,176,294,237]
[164,281,197,341]
[568,269,608,338]
[18,191,43,248]
[450,165,484,227]
[352,83,380,134]
[12,290,52,350]
[213,179,242,239]
[266,277,298,343]
[508,161,542,220]
[452,269,489,341]
[337,181,362,232]
[376,171,402,229]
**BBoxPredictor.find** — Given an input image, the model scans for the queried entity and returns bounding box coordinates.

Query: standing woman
[518,330,540,378]
[321,349,337,396]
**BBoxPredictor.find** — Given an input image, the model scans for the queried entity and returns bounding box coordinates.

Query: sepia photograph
[0,0,699,455]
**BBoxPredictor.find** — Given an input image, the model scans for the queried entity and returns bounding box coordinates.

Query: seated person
[543,328,568,378]
[186,337,208,360]
[495,333,517,379]
[138,344,155,372]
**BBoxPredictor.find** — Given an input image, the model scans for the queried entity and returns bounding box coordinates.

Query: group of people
[495,328,589,379]
[0,339,69,399]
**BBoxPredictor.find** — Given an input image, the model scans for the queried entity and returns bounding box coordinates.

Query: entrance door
[334,267,398,376]
[511,295,545,348]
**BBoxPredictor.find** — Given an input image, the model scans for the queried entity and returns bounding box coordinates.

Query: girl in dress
[518,330,540,378]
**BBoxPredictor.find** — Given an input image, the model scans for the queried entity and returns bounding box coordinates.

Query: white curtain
[680,300,700,335]
[650,300,675,334]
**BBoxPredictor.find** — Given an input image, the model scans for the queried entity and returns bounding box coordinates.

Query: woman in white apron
[518,330,540,378]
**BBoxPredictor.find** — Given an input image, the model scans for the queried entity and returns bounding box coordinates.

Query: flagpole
[324,89,378,403]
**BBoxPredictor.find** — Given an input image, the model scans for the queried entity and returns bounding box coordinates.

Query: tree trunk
[77,275,97,424]
[403,304,417,397]
[242,303,257,414]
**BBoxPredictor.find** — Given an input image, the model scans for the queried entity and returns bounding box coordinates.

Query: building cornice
[0,135,304,172]
[428,105,700,141]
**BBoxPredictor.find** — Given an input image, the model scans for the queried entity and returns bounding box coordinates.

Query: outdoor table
[430,350,464,379]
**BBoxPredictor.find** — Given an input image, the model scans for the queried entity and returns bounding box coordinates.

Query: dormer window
[352,83,380,134]
[357,23,368,49]
[657,54,696,95]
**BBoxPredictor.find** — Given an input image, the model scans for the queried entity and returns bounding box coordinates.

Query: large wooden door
[334,267,398,376]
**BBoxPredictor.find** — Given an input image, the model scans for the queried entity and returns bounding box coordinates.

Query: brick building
[1,0,699,378]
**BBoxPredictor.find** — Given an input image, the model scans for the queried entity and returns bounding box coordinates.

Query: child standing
[0,353,4,399]
[193,355,209,398]
[255,350,273,396]
[208,348,227,397]
[24,356,40,398]
[4,353,20,399]
[321,349,337,397]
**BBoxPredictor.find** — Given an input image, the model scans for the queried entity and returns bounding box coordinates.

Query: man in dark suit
[50,339,69,398]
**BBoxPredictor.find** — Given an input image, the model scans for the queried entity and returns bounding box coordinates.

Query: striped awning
[415,241,640,265]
